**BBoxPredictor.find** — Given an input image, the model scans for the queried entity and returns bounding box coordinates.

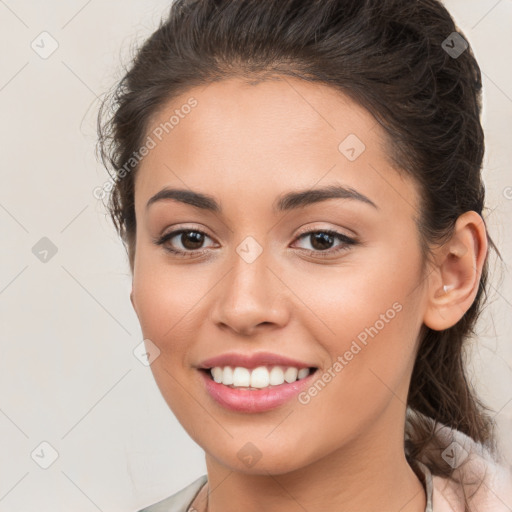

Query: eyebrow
[145,184,378,213]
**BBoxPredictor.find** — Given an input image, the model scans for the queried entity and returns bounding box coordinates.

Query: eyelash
[153,227,358,259]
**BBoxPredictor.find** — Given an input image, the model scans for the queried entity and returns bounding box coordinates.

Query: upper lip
[197,352,316,370]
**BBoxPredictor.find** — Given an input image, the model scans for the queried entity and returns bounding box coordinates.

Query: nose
[210,249,290,337]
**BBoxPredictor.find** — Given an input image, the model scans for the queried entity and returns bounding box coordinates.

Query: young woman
[97,0,512,510]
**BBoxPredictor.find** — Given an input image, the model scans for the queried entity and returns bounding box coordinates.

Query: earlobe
[423,211,488,331]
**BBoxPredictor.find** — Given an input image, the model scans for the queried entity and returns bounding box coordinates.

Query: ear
[423,211,488,331]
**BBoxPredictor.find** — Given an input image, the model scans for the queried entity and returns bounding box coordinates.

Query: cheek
[131,258,206,420]
[288,300,421,462]
[313,238,421,342]
[132,246,209,344]
[304,242,423,406]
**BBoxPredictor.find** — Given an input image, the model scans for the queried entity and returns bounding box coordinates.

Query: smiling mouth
[200,365,318,390]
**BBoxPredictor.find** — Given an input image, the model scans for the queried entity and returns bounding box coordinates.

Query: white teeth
[232,367,250,387]
[211,367,223,383]
[284,367,298,383]
[222,366,234,385]
[250,366,270,388]
[209,365,312,388]
[298,368,310,380]
[269,366,285,385]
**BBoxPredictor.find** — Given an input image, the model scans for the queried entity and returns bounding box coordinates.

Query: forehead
[135,76,418,221]
[141,76,385,167]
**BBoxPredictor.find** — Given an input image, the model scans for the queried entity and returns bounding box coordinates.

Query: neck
[204,404,426,512]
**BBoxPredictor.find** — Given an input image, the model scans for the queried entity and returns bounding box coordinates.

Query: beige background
[0,1,511,510]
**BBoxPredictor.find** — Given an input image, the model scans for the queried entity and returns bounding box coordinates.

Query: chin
[202,435,320,475]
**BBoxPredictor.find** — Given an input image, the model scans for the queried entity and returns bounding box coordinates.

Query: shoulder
[137,475,208,512]
[429,427,512,512]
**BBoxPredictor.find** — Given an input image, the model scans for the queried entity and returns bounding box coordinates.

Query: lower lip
[199,369,317,413]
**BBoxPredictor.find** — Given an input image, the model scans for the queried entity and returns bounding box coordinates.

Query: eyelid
[294,224,356,240]
[291,227,357,255]
[152,224,218,254]
[157,224,355,243]
[154,223,358,258]
[159,224,215,240]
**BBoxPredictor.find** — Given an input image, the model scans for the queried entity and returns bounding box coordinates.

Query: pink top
[415,424,512,512]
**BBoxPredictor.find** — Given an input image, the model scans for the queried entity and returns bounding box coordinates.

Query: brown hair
[97,0,501,500]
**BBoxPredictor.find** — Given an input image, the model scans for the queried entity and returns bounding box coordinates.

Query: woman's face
[131,77,430,473]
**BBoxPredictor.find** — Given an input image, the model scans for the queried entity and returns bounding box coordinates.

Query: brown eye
[179,231,206,250]
[309,232,336,251]
[154,228,216,257]
[292,229,357,258]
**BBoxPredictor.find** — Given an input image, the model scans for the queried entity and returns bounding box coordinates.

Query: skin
[129,76,488,512]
